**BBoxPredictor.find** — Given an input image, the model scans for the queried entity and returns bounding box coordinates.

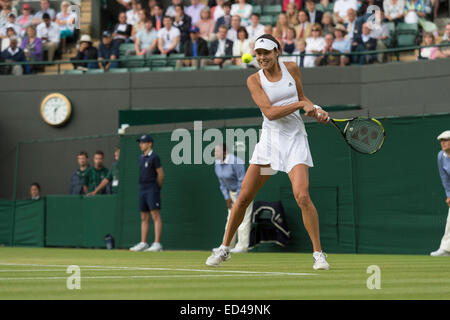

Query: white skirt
[249,129,314,173]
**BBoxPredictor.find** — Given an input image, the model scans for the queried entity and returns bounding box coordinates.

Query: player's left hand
[315,109,329,123]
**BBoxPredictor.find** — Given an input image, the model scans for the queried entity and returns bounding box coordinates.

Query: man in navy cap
[130,134,165,252]
[98,30,119,71]
[177,25,209,68]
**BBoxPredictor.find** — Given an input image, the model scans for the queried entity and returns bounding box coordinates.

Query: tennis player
[206,34,330,270]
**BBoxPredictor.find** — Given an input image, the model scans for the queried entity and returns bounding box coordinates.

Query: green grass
[0,247,449,299]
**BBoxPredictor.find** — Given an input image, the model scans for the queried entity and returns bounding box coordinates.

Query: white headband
[254,37,278,51]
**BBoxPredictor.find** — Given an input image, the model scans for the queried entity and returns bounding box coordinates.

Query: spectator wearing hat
[157,15,180,55]
[196,6,215,41]
[98,30,120,71]
[36,13,60,61]
[129,134,165,253]
[0,12,21,37]
[173,4,192,46]
[0,3,17,29]
[178,25,209,68]
[430,131,450,257]
[16,3,33,36]
[127,18,158,57]
[332,23,351,65]
[71,34,98,70]
[1,35,26,75]
[32,0,56,25]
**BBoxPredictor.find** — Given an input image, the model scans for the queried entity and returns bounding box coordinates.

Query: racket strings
[345,119,384,153]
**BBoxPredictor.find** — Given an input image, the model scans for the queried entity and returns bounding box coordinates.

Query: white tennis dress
[249,61,314,173]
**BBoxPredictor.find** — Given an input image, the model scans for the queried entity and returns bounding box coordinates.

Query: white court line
[0,263,317,277]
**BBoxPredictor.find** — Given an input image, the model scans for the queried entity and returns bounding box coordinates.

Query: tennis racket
[327,117,385,154]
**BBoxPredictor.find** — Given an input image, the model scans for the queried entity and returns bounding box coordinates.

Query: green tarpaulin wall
[0,113,448,253]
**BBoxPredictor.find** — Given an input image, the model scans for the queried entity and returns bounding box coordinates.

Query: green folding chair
[119,43,135,57]
[108,68,129,73]
[121,55,145,68]
[200,65,221,71]
[262,4,282,15]
[175,66,197,71]
[152,66,175,72]
[166,53,185,67]
[85,69,105,74]
[128,67,151,72]
[259,15,274,26]
[64,69,84,75]
[145,54,168,68]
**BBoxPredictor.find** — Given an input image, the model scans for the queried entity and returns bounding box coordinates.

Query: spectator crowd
[1,0,449,74]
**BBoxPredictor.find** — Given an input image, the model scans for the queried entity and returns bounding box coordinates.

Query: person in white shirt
[126,0,141,26]
[345,8,357,40]
[0,12,21,38]
[232,26,252,66]
[0,26,20,52]
[36,13,60,61]
[230,0,253,26]
[246,13,264,43]
[166,0,183,18]
[157,15,180,55]
[333,0,357,24]
[303,23,325,68]
[212,0,226,21]
[32,0,56,25]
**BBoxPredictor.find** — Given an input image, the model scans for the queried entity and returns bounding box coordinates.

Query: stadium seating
[128,67,151,72]
[262,4,282,15]
[108,68,129,73]
[259,15,275,26]
[119,43,135,57]
[151,66,175,72]
[252,5,262,15]
[121,55,145,68]
[85,69,105,74]
[222,65,245,70]
[166,53,185,67]
[64,70,83,75]
[176,66,197,71]
[200,65,221,71]
[396,23,419,47]
[145,54,167,68]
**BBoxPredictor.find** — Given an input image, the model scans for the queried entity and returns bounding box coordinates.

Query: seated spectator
[295,10,312,41]
[232,26,251,65]
[384,0,405,24]
[127,0,142,26]
[157,15,180,55]
[30,182,41,200]
[0,12,21,37]
[333,0,357,24]
[71,34,98,70]
[351,22,377,64]
[227,14,240,41]
[293,38,306,67]
[21,25,43,73]
[83,151,109,195]
[36,13,60,61]
[212,0,226,21]
[404,0,426,24]
[112,11,133,46]
[166,0,183,18]
[147,0,158,15]
[55,1,76,54]
[1,26,20,52]
[282,27,297,54]
[173,4,192,46]
[283,0,303,12]
[321,11,335,35]
[304,23,325,67]
[286,2,299,27]
[186,0,205,26]
[314,32,340,66]
[32,0,56,25]
[305,0,323,26]
[16,3,33,36]
[0,3,16,28]
[332,24,351,65]
[345,8,357,40]
[417,32,440,59]
[246,13,264,43]
[209,24,233,66]
[98,31,120,71]
[127,18,158,57]
[151,3,164,31]
[132,8,149,41]
[196,6,215,41]
[178,25,209,68]
[370,10,390,62]
[214,1,232,33]
[273,13,289,44]
[1,36,26,75]
[439,23,450,58]
[230,0,252,26]
[69,151,90,195]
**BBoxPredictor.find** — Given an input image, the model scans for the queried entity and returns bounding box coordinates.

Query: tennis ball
[242,53,253,64]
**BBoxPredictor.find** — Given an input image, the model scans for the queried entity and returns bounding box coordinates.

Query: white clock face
[41,95,71,126]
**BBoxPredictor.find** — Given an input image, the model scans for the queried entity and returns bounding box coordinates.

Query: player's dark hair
[255,34,281,50]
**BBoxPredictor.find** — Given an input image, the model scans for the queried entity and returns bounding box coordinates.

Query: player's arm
[156,167,164,189]
[247,74,311,121]
[285,62,328,123]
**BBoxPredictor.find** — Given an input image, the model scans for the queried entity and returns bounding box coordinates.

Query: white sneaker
[230,247,248,253]
[206,247,231,267]
[129,242,149,252]
[430,248,450,256]
[144,242,163,252]
[313,251,330,270]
